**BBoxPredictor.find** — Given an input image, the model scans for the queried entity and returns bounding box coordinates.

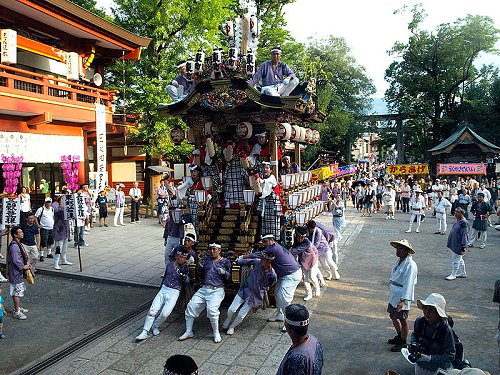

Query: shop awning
[148,165,174,174]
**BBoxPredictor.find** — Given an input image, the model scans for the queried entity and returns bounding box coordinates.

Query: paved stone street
[3,206,499,375]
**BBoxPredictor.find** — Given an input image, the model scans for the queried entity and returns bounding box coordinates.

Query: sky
[283,0,500,97]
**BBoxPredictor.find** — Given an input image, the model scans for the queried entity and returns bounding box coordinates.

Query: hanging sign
[1,29,17,65]
[436,163,487,175]
[63,194,76,220]
[95,103,107,191]
[335,165,358,177]
[386,164,429,175]
[1,197,20,225]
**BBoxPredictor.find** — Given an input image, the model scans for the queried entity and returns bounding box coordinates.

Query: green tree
[385,5,499,160]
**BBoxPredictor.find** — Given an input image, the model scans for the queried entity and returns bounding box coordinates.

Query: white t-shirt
[20,193,31,212]
[129,187,142,199]
[35,206,54,230]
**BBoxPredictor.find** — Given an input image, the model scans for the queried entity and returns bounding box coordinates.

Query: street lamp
[243,189,256,206]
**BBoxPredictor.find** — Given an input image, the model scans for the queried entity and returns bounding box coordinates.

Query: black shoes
[388,335,406,352]
[387,335,402,344]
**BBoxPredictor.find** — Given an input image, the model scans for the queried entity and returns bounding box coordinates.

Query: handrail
[0,63,116,98]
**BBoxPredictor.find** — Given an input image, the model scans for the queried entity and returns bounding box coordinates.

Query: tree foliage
[384,5,499,160]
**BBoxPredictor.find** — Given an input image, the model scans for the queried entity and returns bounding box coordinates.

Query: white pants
[25,245,39,268]
[143,285,180,332]
[303,264,320,296]
[408,212,422,231]
[275,268,302,316]
[436,216,447,232]
[185,286,225,319]
[451,252,465,274]
[331,240,339,264]
[261,77,299,97]
[319,249,338,276]
[114,207,124,226]
[166,84,185,101]
[224,294,252,329]
[468,229,487,247]
[54,238,68,257]
[164,236,181,267]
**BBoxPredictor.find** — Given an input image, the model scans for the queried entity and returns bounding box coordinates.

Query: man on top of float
[248,46,299,97]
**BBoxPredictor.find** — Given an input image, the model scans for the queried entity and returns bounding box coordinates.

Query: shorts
[40,228,54,248]
[387,303,409,320]
[157,202,164,215]
[10,282,26,297]
[99,210,108,219]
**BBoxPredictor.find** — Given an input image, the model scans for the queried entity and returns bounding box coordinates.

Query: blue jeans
[74,226,85,245]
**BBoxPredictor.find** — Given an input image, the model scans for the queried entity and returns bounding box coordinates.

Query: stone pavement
[6,206,500,375]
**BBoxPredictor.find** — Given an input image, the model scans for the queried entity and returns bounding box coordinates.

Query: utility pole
[396,119,404,164]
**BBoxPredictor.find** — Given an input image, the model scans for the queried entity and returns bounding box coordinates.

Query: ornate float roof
[429,125,500,155]
[156,77,326,125]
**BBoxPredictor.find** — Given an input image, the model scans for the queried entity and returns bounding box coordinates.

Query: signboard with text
[1,197,20,225]
[95,103,107,191]
[436,163,487,175]
[386,164,429,175]
[63,194,76,220]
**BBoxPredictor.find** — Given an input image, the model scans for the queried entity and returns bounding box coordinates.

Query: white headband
[285,317,309,327]
[208,243,222,249]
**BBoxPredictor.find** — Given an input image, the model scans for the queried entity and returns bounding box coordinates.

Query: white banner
[95,103,107,191]
[0,132,84,163]
[63,194,76,220]
[74,193,87,220]
[1,29,17,65]
[1,198,20,225]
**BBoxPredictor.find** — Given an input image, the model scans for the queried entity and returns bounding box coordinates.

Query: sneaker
[226,327,234,335]
[99,224,103,227]
[104,224,108,227]
[54,264,62,270]
[267,312,284,322]
[135,330,149,341]
[390,342,407,352]
[13,311,27,320]
[303,294,313,301]
[120,224,126,226]
[47,254,53,259]
[415,229,420,233]
[0,333,5,339]
[456,273,467,278]
[152,327,160,336]
[19,307,28,313]
[445,274,456,280]
[39,256,45,262]
[479,244,485,249]
[405,230,411,233]
[61,260,73,265]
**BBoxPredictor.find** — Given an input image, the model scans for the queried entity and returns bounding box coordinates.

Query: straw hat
[390,239,415,254]
[417,293,447,318]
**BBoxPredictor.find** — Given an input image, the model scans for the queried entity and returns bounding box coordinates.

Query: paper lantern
[243,189,256,206]
[304,128,313,143]
[311,130,320,144]
[236,122,252,139]
[275,123,292,141]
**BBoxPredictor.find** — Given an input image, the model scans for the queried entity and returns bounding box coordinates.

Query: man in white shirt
[129,181,142,223]
[35,197,55,261]
[434,191,452,235]
[383,184,396,220]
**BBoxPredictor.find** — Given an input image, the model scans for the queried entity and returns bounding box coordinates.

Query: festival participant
[19,187,31,224]
[195,135,222,204]
[280,156,300,175]
[467,192,494,249]
[81,183,93,231]
[445,208,468,280]
[128,181,142,223]
[96,190,109,227]
[35,197,54,261]
[383,183,396,220]
[156,179,169,225]
[276,304,324,375]
[245,234,302,328]
[7,226,32,320]
[386,239,418,352]
[306,220,340,281]
[135,247,190,341]
[408,293,455,374]
[222,252,277,335]
[457,188,471,220]
[177,165,205,232]
[20,213,40,273]
[162,208,184,268]
[223,135,251,207]
[52,195,72,270]
[406,188,425,233]
[257,162,283,240]
[434,191,453,235]
[113,183,126,227]
[178,242,231,343]
[166,61,194,102]
[249,46,299,97]
[290,226,321,301]
[167,233,197,265]
[401,181,411,213]
[331,194,345,263]
[249,132,270,178]
[376,180,385,213]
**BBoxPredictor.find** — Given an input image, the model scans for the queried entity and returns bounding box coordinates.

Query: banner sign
[95,103,107,191]
[311,164,339,181]
[63,194,76,220]
[1,197,20,225]
[436,163,487,175]
[74,193,87,220]
[335,165,358,177]
[386,164,429,175]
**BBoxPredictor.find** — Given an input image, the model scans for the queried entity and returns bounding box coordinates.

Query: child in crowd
[96,190,109,227]
[0,286,6,339]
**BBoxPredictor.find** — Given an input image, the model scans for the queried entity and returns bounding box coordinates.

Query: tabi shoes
[177,332,194,341]
[445,274,457,280]
[456,272,467,278]
[135,330,149,341]
[226,327,235,335]
[267,312,284,322]
[152,327,160,336]
[303,294,313,301]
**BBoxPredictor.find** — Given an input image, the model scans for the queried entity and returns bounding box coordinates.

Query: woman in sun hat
[408,293,455,374]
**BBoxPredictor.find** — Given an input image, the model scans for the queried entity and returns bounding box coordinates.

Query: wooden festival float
[157,0,326,288]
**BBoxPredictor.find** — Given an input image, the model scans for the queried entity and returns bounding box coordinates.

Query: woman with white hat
[408,293,455,374]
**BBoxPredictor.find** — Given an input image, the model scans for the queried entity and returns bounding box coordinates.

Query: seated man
[248,46,299,97]
[166,61,194,102]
